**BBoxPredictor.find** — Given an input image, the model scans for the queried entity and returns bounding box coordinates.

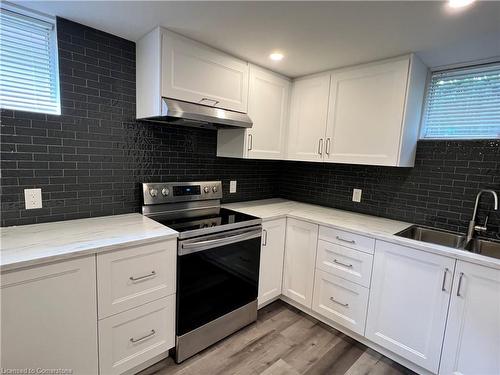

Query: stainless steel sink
[463,238,500,260]
[396,225,500,260]
[395,225,466,248]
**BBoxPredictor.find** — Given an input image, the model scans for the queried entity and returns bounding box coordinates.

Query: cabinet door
[258,218,287,307]
[247,65,290,159]
[365,241,455,373]
[440,261,500,375]
[282,218,319,308]
[0,256,98,374]
[286,74,330,162]
[161,30,249,113]
[325,57,410,166]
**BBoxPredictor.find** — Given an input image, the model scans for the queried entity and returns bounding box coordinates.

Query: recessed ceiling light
[448,0,475,8]
[269,52,284,61]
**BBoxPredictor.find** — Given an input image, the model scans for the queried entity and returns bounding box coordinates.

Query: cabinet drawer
[316,240,373,287]
[312,270,369,335]
[319,226,375,254]
[98,295,175,375]
[97,239,176,318]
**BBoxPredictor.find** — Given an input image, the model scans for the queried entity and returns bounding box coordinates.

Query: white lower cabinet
[258,218,286,307]
[282,218,319,308]
[312,269,369,335]
[365,241,456,373]
[0,256,98,374]
[439,261,500,375]
[98,295,175,375]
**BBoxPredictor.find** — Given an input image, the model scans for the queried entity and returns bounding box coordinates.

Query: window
[0,4,60,115]
[421,63,500,139]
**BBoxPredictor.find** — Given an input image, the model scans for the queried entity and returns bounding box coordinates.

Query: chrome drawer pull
[456,272,465,297]
[333,259,353,268]
[130,329,156,343]
[262,229,268,246]
[336,236,356,244]
[129,270,156,282]
[441,268,449,292]
[329,297,349,307]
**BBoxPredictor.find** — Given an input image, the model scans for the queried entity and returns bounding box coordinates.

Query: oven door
[176,225,261,336]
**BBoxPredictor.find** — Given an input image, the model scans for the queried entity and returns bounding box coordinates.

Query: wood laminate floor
[142,301,416,375]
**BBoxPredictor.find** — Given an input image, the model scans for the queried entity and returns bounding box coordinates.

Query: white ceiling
[14,1,500,77]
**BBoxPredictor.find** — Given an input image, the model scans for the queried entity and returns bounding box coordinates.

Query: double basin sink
[396,225,500,260]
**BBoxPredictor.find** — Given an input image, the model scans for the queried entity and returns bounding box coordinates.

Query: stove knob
[203,186,210,194]
[212,186,218,193]
[161,187,170,196]
[149,188,158,197]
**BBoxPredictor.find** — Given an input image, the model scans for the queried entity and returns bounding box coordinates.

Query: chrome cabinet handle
[329,297,349,307]
[130,329,156,343]
[318,138,323,155]
[199,97,219,106]
[441,268,449,291]
[456,272,464,297]
[262,229,268,246]
[336,236,356,244]
[333,259,353,268]
[326,138,331,155]
[129,270,156,282]
[247,134,253,151]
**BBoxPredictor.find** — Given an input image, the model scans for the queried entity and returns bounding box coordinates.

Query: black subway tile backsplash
[0,17,499,240]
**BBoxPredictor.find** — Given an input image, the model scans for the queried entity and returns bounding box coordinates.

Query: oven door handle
[179,228,262,255]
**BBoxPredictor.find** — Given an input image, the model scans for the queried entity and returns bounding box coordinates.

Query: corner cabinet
[0,256,99,374]
[440,261,500,375]
[217,65,291,160]
[258,218,287,307]
[365,241,456,373]
[137,27,249,118]
[282,218,319,308]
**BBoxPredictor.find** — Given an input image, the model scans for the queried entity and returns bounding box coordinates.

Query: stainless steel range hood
[143,98,253,130]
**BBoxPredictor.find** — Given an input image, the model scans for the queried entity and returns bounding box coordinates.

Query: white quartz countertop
[0,213,178,272]
[224,199,500,270]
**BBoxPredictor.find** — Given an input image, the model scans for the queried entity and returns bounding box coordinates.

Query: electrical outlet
[24,188,42,209]
[352,189,362,203]
[229,180,237,193]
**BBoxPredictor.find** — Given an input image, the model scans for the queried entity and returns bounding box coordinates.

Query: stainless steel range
[142,181,262,363]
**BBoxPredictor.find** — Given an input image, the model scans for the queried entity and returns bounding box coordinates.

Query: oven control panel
[142,181,222,205]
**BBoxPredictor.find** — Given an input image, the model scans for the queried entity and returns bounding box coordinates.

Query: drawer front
[97,239,176,319]
[98,295,175,375]
[312,270,369,335]
[319,226,375,254]
[316,240,373,287]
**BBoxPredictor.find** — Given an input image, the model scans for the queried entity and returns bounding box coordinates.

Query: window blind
[0,7,60,115]
[421,63,500,139]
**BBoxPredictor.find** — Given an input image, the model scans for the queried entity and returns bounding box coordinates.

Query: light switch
[352,189,362,203]
[229,180,237,193]
[24,188,42,209]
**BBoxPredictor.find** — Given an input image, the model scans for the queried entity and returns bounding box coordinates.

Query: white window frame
[419,59,500,140]
[0,2,61,115]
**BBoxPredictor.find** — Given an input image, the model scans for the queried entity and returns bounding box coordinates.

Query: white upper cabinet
[137,28,248,118]
[440,261,500,375]
[286,74,331,162]
[217,65,291,159]
[325,56,426,166]
[365,241,456,373]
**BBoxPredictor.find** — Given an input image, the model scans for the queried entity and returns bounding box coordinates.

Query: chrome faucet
[466,189,498,242]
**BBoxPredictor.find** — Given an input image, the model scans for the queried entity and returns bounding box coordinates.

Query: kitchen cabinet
[365,241,456,373]
[217,65,291,160]
[258,218,287,307]
[282,218,319,308]
[286,73,331,162]
[440,261,500,375]
[0,256,98,374]
[137,27,249,118]
[324,55,427,166]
